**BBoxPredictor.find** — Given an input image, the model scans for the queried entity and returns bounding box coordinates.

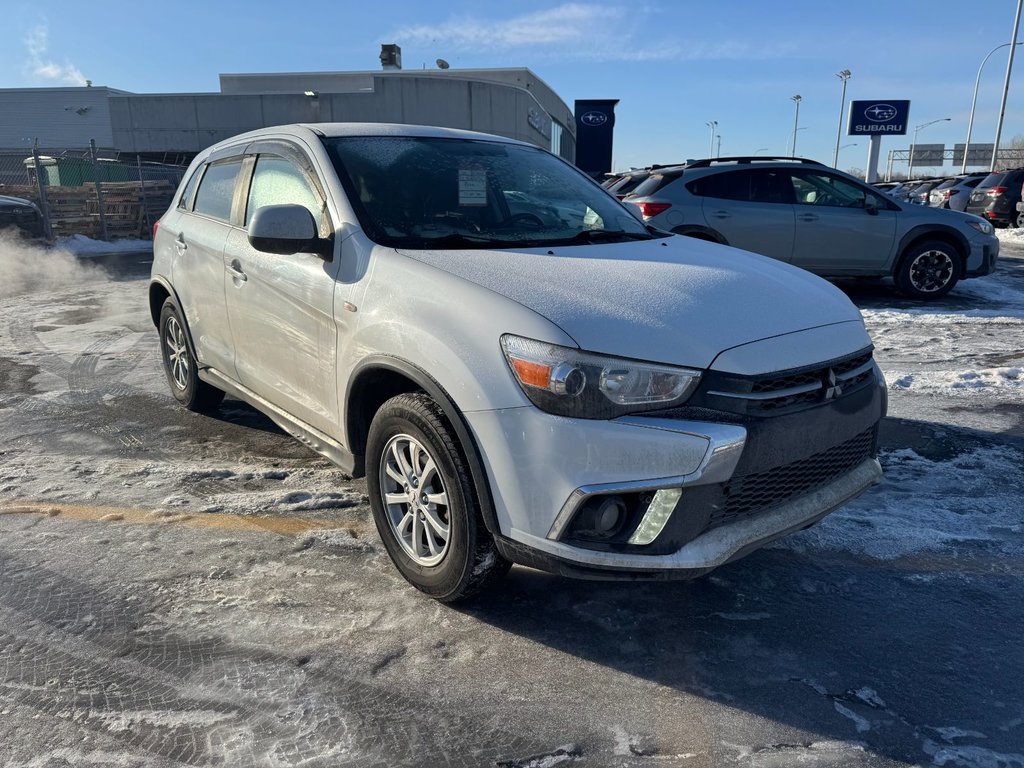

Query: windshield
[322,136,654,249]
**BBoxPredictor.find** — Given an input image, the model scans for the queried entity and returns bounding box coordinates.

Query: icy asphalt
[0,235,1022,767]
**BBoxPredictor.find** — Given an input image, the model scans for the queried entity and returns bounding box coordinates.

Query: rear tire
[894,240,960,299]
[366,393,510,602]
[158,298,224,412]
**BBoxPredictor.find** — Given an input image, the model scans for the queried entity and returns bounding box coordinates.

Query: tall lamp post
[716,134,722,158]
[790,95,802,156]
[705,121,717,158]
[992,0,1023,171]
[833,69,852,168]
[908,118,951,180]
[962,41,1024,173]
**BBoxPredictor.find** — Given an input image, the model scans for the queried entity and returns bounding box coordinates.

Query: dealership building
[0,46,577,164]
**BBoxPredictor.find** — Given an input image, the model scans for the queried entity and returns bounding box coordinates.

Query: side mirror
[864,199,879,216]
[248,204,329,256]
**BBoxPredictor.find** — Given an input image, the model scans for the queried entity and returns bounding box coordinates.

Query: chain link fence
[0,141,189,242]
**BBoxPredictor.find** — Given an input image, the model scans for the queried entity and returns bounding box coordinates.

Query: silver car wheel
[164,316,190,391]
[908,250,954,293]
[380,433,451,566]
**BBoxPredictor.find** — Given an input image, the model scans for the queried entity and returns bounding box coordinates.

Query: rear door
[169,157,243,376]
[787,170,898,274]
[693,168,796,262]
[222,144,342,435]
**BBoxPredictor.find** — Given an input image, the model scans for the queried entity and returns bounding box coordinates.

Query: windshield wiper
[395,233,525,249]
[552,229,655,245]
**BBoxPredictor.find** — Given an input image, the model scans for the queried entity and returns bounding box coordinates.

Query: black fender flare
[671,225,729,244]
[346,355,502,537]
[894,225,971,277]
[149,277,202,364]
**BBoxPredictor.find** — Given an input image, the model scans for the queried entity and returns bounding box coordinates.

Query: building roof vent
[380,44,402,71]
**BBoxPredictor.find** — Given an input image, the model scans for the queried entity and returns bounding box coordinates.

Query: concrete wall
[0,87,120,150]
[111,75,575,160]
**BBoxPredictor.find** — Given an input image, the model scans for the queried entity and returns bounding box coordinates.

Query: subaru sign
[580,111,608,127]
[848,100,911,136]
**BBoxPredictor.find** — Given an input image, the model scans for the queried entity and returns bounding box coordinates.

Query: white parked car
[150,124,885,601]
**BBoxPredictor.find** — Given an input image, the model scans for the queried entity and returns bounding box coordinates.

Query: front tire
[894,240,960,299]
[158,298,224,412]
[366,393,510,602]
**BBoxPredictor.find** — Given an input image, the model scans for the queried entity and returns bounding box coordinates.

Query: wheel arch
[149,277,202,363]
[345,356,502,536]
[671,224,729,244]
[895,225,970,278]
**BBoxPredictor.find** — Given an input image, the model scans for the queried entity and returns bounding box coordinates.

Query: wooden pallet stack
[0,180,175,240]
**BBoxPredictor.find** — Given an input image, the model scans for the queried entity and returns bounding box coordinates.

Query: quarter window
[245,156,322,227]
[192,160,241,222]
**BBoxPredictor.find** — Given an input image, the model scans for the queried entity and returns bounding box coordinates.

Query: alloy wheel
[164,316,190,391]
[908,250,954,293]
[379,434,451,566]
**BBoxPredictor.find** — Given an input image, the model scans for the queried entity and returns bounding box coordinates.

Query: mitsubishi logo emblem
[823,369,843,401]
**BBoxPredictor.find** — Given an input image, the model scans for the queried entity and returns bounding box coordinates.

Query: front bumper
[464,353,885,575]
[965,233,999,278]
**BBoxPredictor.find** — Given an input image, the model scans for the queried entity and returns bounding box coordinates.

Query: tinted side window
[193,160,242,222]
[790,171,875,208]
[686,169,793,204]
[245,155,322,227]
[177,167,202,210]
[687,170,752,201]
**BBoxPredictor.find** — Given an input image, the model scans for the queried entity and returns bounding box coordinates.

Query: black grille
[693,349,875,416]
[704,428,876,532]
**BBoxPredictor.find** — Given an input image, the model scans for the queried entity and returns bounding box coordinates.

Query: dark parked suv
[966,168,1024,227]
[0,195,45,238]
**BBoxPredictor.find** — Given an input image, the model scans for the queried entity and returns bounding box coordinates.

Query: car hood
[398,236,864,369]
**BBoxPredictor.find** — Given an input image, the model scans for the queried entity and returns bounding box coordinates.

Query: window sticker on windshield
[458,167,487,207]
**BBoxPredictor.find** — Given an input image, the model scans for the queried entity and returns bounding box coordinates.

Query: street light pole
[790,95,802,156]
[992,0,1024,171]
[833,70,851,167]
[705,121,717,158]
[716,134,721,158]
[908,118,951,180]
[962,41,1024,173]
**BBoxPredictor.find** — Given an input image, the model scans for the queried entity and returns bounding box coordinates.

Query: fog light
[628,488,681,545]
[572,495,627,539]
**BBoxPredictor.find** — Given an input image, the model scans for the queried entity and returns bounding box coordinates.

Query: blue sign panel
[848,100,911,136]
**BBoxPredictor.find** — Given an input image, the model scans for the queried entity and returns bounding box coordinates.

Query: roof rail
[685,156,825,169]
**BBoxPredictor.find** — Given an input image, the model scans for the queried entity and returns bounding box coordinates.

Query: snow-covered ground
[1,236,1023,767]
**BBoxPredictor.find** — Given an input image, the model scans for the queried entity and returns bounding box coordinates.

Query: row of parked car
[872,169,1024,228]
[602,156,999,299]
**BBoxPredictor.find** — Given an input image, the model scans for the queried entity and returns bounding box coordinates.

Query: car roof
[204,122,531,150]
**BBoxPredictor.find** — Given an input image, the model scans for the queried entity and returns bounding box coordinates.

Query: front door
[222,152,341,435]
[787,170,898,275]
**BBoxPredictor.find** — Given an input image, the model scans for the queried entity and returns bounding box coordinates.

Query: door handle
[174,236,187,253]
[227,260,247,283]
[797,213,819,222]
[710,210,731,219]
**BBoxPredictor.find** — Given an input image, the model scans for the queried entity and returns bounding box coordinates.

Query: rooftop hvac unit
[380,44,402,71]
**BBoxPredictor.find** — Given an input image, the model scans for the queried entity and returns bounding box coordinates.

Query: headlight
[500,334,701,419]
[967,219,993,235]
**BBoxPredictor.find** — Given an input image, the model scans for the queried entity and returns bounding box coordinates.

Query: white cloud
[391,3,790,63]
[24,23,87,85]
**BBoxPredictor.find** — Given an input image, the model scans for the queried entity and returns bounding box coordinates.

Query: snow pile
[996,227,1024,242]
[775,445,1024,560]
[890,367,1023,395]
[56,234,152,255]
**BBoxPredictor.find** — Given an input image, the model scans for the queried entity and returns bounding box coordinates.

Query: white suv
[150,124,885,601]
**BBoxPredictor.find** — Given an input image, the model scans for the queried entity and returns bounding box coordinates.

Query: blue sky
[4,1,1023,173]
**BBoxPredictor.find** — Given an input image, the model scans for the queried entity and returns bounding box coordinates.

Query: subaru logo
[865,104,898,122]
[823,369,844,401]
[580,111,608,127]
